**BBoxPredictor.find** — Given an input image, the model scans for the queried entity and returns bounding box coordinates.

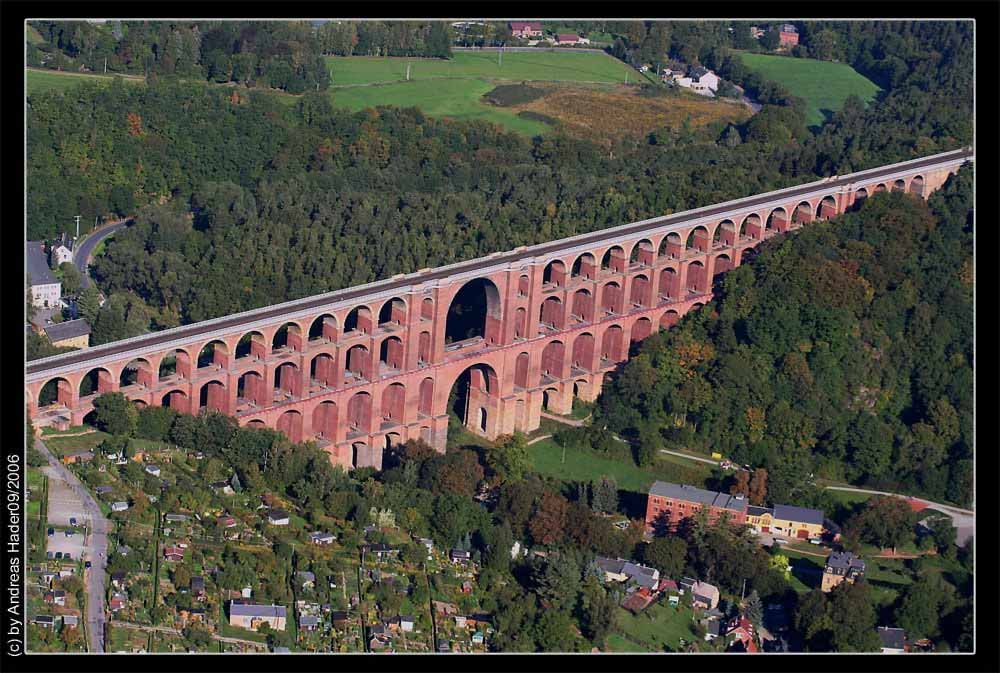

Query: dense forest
[597,171,973,508]
[28,21,330,92]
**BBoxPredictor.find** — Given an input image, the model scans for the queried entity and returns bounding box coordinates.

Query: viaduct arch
[25,149,972,470]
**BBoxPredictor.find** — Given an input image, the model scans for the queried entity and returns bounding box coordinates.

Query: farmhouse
[688,66,720,94]
[555,33,583,45]
[679,577,720,610]
[509,21,543,39]
[228,602,287,632]
[746,504,825,540]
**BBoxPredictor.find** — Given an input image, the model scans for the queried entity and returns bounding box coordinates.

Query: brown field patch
[511,85,751,146]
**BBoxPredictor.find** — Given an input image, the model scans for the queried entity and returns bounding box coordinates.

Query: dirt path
[539,411,587,427]
[526,434,552,446]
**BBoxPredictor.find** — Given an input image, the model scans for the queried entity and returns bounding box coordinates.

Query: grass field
[736,52,881,128]
[527,437,712,494]
[331,78,549,136]
[609,602,701,652]
[26,68,143,95]
[327,51,633,87]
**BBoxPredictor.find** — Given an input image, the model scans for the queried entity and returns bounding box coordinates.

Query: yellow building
[43,319,90,350]
[746,504,824,540]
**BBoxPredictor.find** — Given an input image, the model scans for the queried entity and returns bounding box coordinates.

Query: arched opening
[447,363,499,437]
[740,246,759,266]
[381,383,406,426]
[659,232,683,259]
[417,331,432,364]
[161,389,190,414]
[119,358,154,389]
[351,442,367,469]
[714,254,732,276]
[197,340,229,370]
[740,214,762,241]
[631,317,652,343]
[308,314,338,343]
[571,332,595,370]
[539,296,564,330]
[247,419,266,430]
[517,274,530,297]
[686,226,709,253]
[600,325,624,362]
[660,310,679,330]
[874,183,887,193]
[198,380,227,413]
[600,246,626,274]
[600,282,623,315]
[418,377,434,417]
[571,253,597,280]
[312,401,338,440]
[273,362,300,399]
[513,307,527,340]
[344,305,373,336]
[420,426,433,444]
[237,371,266,408]
[133,400,147,410]
[79,367,114,399]
[345,345,370,382]
[235,331,266,361]
[420,297,435,321]
[629,239,654,267]
[629,274,650,308]
[658,268,678,302]
[573,380,589,402]
[514,352,530,389]
[892,179,906,192]
[793,201,813,226]
[309,353,336,389]
[379,336,404,371]
[158,349,192,380]
[445,278,502,346]
[571,288,594,323]
[853,188,869,210]
[378,297,407,329]
[276,410,304,444]
[384,432,402,451]
[908,175,924,197]
[271,322,303,353]
[542,388,559,413]
[38,377,73,409]
[347,392,373,436]
[542,259,567,288]
[540,340,566,381]
[816,196,838,220]
[716,220,736,247]
[687,261,707,294]
[766,208,787,233]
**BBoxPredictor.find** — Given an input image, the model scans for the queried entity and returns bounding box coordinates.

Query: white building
[26,241,61,308]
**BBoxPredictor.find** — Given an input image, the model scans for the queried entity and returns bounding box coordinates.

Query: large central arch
[445,278,503,346]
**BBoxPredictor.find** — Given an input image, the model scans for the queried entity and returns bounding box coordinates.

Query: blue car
[69,517,77,526]
[47,527,54,537]
[85,561,92,569]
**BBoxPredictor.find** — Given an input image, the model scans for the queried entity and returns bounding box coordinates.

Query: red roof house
[510,22,543,39]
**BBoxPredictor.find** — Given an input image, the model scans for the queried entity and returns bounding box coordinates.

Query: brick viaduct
[25,148,972,471]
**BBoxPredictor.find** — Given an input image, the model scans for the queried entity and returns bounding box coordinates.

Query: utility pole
[74,215,81,240]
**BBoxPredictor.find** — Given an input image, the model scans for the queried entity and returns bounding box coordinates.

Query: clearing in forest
[736,52,882,128]
[25,68,144,95]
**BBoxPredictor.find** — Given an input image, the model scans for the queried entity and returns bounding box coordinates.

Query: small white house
[145,464,161,477]
[398,615,415,632]
[111,501,129,512]
[267,509,290,526]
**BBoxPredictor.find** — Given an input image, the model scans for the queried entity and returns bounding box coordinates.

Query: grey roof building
[230,603,287,619]
[826,550,866,573]
[772,504,825,526]
[43,318,91,344]
[877,626,906,652]
[649,481,746,513]
[26,241,58,285]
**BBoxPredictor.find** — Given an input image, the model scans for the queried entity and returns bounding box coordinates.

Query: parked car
[85,561,92,569]
[54,552,63,559]
[809,538,822,545]
[69,517,77,526]
[64,529,75,537]
[47,527,54,537]
[64,553,72,560]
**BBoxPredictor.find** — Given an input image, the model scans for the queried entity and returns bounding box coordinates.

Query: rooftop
[826,550,865,571]
[230,602,287,619]
[649,481,747,512]
[26,241,57,286]
[772,504,825,525]
[877,626,906,650]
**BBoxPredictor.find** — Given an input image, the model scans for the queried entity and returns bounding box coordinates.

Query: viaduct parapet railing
[25,147,973,470]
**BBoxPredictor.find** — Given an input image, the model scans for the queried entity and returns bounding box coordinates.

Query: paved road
[824,485,974,546]
[35,438,110,653]
[74,219,129,289]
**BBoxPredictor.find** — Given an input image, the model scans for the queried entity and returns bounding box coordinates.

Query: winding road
[35,437,110,653]
[74,218,130,289]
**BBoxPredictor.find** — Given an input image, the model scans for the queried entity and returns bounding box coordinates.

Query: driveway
[35,438,110,653]
[74,219,129,289]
